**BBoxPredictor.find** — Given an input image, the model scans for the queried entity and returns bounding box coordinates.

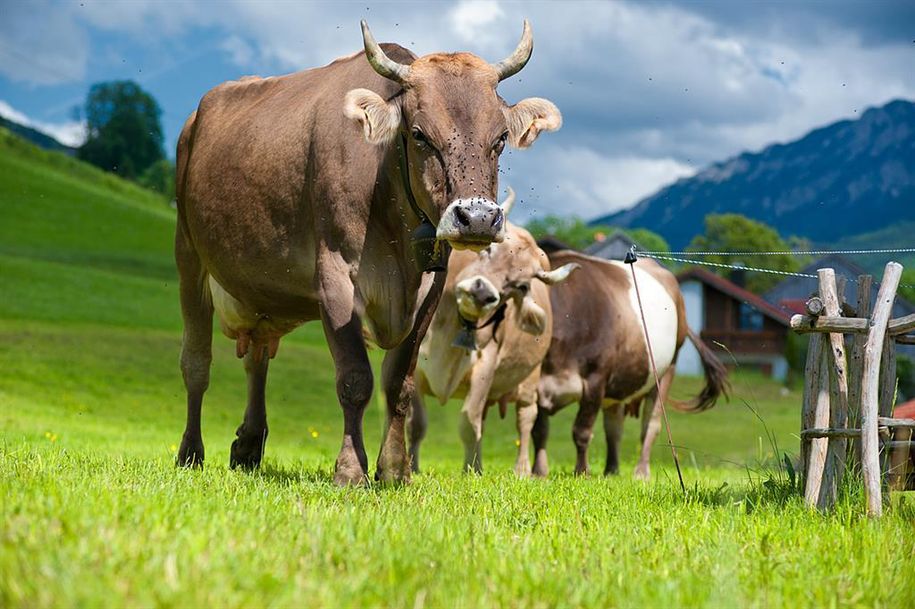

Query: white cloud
[5,0,914,220]
[503,146,696,219]
[221,35,255,68]
[0,1,89,85]
[449,0,505,45]
[0,100,87,147]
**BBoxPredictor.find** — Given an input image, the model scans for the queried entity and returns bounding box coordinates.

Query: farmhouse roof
[677,266,792,326]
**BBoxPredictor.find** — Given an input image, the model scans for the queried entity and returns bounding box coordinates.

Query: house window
[738,303,764,331]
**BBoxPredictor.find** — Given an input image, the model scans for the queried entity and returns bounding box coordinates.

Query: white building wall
[677,280,703,376]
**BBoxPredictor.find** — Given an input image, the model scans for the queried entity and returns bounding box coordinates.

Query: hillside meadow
[1,128,913,608]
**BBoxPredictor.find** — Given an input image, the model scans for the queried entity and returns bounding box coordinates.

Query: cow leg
[531,408,550,477]
[175,222,213,468]
[634,367,675,480]
[459,345,498,474]
[514,401,537,477]
[407,391,428,473]
[318,251,373,486]
[602,404,625,476]
[377,273,446,483]
[572,381,603,476]
[229,346,270,469]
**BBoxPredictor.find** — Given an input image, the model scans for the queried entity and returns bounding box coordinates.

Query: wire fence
[631,246,915,290]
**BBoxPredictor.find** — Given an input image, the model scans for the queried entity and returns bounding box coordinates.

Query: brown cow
[174,21,562,485]
[534,250,728,479]
[410,204,578,475]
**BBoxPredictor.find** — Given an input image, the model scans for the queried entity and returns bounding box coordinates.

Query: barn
[677,267,792,380]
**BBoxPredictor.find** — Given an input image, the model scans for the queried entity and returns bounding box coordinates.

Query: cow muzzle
[436,198,505,251]
[455,275,501,320]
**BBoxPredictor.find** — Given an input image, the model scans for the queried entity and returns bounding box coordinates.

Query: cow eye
[493,131,508,155]
[507,280,529,295]
[412,127,431,149]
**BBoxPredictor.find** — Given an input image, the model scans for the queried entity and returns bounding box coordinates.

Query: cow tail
[670,327,729,412]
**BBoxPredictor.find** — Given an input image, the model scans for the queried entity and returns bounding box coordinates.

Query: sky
[1,0,913,220]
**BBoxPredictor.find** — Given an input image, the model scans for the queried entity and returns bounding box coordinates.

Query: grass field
[2,128,914,608]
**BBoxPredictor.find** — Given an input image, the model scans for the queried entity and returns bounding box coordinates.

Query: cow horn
[491,20,533,82]
[361,20,410,83]
[535,262,580,285]
[500,187,516,218]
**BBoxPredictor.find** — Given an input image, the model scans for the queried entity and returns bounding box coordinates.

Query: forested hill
[593,99,915,249]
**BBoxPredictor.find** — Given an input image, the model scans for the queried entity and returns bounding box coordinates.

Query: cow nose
[472,279,499,305]
[456,275,500,319]
[437,198,506,250]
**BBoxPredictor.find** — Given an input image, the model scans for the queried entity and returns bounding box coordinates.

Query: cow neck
[397,133,433,227]
[453,301,507,351]
[398,132,448,273]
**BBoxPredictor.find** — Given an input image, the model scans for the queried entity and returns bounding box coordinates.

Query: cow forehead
[409,53,499,83]
[460,240,541,283]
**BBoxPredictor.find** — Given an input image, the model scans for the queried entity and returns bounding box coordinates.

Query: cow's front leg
[459,344,498,474]
[319,252,372,486]
[514,402,537,477]
[531,408,551,477]
[407,391,428,473]
[376,272,446,483]
[513,367,540,477]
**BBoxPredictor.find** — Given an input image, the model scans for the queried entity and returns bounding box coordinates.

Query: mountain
[593,99,915,249]
[0,115,76,155]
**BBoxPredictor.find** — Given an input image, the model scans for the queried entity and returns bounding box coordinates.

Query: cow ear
[503,98,562,149]
[344,88,401,145]
[518,295,548,335]
[535,262,579,285]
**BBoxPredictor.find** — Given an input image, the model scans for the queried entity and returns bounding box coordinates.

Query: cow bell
[452,324,477,351]
[411,221,447,273]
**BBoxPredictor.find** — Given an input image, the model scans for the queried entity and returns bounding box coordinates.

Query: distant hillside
[0,116,76,155]
[594,99,915,249]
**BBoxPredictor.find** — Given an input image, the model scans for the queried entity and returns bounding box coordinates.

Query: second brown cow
[534,249,729,479]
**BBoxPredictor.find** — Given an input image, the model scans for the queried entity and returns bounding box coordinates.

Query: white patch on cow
[538,369,583,412]
[207,275,253,336]
[624,264,678,398]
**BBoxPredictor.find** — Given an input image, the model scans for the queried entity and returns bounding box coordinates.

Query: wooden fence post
[860,262,902,518]
[847,275,873,466]
[818,269,849,510]
[803,339,831,506]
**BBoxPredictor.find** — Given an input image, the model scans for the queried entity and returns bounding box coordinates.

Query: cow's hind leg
[229,347,270,469]
[572,380,603,475]
[634,367,675,480]
[602,404,625,476]
[175,222,213,467]
[408,391,428,473]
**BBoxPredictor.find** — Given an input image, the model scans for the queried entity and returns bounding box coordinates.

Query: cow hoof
[532,467,549,478]
[334,450,368,486]
[229,438,264,470]
[633,465,651,481]
[229,425,267,470]
[374,466,411,485]
[176,435,204,468]
[514,462,532,478]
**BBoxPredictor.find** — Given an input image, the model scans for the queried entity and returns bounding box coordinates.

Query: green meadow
[1,128,913,608]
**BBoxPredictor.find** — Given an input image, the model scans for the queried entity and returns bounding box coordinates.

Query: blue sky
[1,0,913,219]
